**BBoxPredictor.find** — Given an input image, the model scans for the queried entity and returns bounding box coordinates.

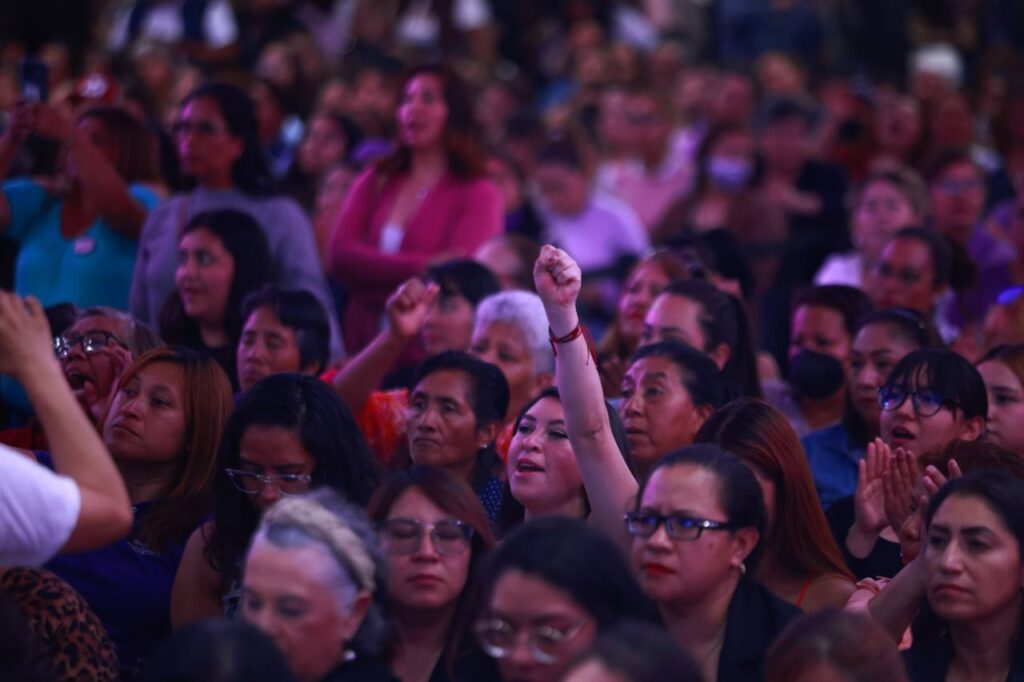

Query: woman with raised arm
[533,245,643,547]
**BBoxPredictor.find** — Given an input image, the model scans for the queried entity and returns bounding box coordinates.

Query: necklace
[699,626,727,679]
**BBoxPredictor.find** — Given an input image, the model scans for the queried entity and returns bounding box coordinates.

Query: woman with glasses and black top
[625,445,800,682]
[826,348,988,579]
[367,467,497,682]
[475,516,656,682]
[171,374,380,627]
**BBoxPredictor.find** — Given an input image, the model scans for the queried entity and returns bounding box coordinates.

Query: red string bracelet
[549,323,598,365]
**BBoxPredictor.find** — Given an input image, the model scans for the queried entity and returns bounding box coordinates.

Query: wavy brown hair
[367,466,494,677]
[108,347,234,550]
[375,63,487,181]
[695,398,854,583]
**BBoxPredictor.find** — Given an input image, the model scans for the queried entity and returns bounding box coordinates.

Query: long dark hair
[407,351,510,492]
[375,63,488,181]
[696,399,853,582]
[636,444,767,574]
[159,209,274,352]
[181,82,276,195]
[479,516,658,628]
[205,374,381,590]
[367,466,494,678]
[911,472,1024,655]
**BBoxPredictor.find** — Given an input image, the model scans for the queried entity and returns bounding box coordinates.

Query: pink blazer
[328,168,502,352]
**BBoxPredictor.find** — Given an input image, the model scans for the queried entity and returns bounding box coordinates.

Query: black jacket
[717,578,801,682]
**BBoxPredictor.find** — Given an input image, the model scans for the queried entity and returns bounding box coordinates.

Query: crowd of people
[2,1,1024,681]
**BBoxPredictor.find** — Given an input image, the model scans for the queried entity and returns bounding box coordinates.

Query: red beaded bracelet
[549,323,598,365]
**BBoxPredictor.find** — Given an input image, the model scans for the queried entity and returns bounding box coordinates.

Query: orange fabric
[354,388,514,468]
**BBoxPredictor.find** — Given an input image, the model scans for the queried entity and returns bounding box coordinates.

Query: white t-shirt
[0,445,81,567]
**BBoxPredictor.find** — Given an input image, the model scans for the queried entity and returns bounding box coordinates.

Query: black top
[718,578,802,682]
[427,645,500,682]
[826,494,902,580]
[903,627,1024,681]
[322,656,399,682]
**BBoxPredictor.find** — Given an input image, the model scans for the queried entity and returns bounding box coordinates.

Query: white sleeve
[0,447,81,567]
[203,0,239,48]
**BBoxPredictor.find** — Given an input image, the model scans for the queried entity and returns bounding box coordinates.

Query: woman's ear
[957,415,985,443]
[731,527,759,572]
[476,421,499,450]
[709,342,731,371]
[340,591,372,643]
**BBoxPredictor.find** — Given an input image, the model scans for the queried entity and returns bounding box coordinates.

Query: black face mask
[788,349,846,400]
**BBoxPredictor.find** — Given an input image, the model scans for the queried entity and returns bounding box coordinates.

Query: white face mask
[706,156,754,191]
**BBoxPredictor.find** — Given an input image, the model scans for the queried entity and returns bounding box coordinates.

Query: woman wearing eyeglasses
[826,348,988,579]
[625,444,800,682]
[475,516,656,682]
[171,374,381,627]
[367,466,497,682]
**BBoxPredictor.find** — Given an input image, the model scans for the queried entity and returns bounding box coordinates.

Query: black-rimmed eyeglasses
[55,331,129,359]
[878,385,955,418]
[624,512,738,541]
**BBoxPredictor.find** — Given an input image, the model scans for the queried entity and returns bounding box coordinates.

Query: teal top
[3,177,161,310]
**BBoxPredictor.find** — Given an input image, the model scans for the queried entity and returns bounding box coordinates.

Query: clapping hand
[883,446,919,535]
[854,438,891,539]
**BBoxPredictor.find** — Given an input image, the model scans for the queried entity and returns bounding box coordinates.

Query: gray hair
[473,291,555,376]
[250,489,392,657]
[77,306,164,358]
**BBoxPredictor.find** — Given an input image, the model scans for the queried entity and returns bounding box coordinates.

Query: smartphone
[19,57,48,104]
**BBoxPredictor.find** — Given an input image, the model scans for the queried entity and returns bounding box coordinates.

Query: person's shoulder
[801,423,849,450]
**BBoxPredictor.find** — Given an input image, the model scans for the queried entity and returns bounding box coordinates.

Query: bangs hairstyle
[695,399,853,582]
[240,286,330,375]
[367,466,494,678]
[207,373,381,588]
[630,341,731,410]
[479,516,657,629]
[375,63,487,181]
[884,348,987,421]
[159,209,275,350]
[637,444,767,573]
[78,106,161,183]
[113,347,233,550]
